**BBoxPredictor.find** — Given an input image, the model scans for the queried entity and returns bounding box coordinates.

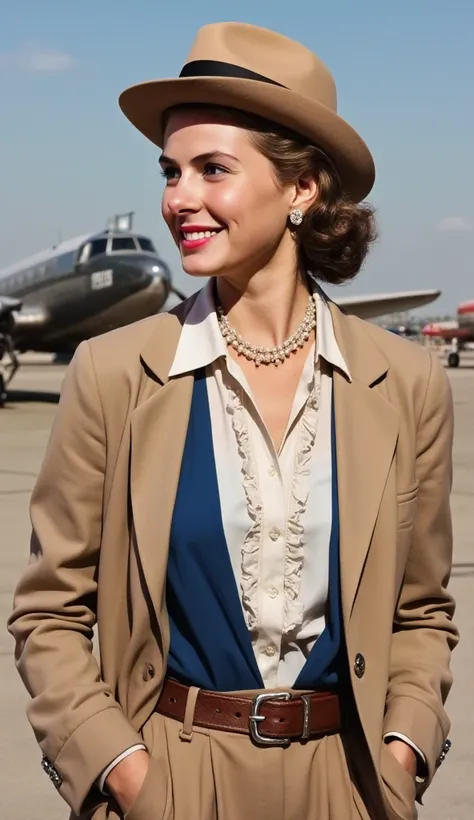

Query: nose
[165,174,201,216]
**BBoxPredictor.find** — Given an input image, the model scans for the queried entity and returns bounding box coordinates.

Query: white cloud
[437,216,473,232]
[0,42,75,73]
[28,49,75,72]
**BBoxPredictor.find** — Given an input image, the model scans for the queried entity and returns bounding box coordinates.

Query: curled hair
[163,104,378,285]
[247,126,378,285]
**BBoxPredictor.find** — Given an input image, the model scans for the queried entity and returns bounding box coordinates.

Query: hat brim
[118,76,375,202]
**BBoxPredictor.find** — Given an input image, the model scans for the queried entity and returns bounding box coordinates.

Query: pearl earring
[289,208,303,226]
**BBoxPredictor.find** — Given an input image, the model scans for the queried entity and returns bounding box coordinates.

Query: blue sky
[1,0,473,314]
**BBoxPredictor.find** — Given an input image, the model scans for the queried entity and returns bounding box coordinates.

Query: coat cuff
[383,695,448,791]
[44,706,144,816]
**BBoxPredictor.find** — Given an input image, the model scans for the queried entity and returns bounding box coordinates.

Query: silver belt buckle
[249,691,292,746]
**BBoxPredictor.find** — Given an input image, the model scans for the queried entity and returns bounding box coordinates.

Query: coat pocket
[396,483,419,530]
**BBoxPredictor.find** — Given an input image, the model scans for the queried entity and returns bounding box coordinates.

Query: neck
[215,264,311,349]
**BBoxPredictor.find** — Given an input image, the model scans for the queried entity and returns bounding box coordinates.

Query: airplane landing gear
[447,337,460,369]
[0,330,19,407]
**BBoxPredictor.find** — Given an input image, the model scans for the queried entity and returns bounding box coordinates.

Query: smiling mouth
[180,229,221,241]
[179,228,223,251]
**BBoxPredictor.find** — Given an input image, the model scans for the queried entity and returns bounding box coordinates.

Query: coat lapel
[130,376,194,615]
[329,303,399,624]
[129,307,195,620]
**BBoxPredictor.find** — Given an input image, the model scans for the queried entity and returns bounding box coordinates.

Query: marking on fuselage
[90,269,113,290]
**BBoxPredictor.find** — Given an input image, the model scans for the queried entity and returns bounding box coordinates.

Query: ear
[289,173,318,215]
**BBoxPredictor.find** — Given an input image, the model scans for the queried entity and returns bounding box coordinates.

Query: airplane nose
[113,254,172,312]
[142,259,172,304]
[149,261,171,283]
[147,260,171,288]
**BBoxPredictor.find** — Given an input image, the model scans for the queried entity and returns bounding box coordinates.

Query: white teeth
[182,230,217,240]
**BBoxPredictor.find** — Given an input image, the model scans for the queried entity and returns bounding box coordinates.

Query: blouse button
[268,587,278,599]
[264,645,276,657]
[269,527,281,541]
[268,465,277,477]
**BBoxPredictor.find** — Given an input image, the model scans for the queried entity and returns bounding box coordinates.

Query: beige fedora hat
[119,22,375,202]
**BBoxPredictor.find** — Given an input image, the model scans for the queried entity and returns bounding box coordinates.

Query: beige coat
[7,294,459,818]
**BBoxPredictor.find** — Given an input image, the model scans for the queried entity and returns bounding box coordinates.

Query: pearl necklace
[216,294,316,367]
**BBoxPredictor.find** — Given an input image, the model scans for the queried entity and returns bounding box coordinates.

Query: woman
[8,21,458,820]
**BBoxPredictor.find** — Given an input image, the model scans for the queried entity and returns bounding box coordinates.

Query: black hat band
[179,60,287,89]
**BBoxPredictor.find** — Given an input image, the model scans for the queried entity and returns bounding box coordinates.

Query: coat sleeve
[7,341,144,816]
[383,351,459,798]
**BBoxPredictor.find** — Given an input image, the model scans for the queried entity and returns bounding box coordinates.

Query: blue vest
[166,369,345,691]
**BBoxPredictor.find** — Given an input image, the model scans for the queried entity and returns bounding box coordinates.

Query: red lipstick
[179,226,221,251]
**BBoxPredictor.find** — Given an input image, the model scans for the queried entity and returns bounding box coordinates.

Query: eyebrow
[158,151,240,166]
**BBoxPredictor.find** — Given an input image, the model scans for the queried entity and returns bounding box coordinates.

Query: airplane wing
[334,289,441,320]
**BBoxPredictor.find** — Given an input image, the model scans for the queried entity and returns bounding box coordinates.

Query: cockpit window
[90,238,108,257]
[138,237,156,252]
[77,244,91,264]
[111,236,137,252]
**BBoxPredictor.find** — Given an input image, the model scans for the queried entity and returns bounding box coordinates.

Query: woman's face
[161,108,295,281]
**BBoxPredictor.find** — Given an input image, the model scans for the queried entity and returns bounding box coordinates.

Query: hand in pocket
[380,744,417,820]
[106,750,151,815]
[123,757,168,820]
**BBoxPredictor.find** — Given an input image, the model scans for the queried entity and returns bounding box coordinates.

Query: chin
[181,253,228,280]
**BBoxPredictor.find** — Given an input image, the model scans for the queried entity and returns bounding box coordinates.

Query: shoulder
[338,308,450,415]
[83,290,200,376]
[62,293,200,435]
[364,319,433,374]
[363,318,449,391]
[372,319,452,425]
[84,313,167,369]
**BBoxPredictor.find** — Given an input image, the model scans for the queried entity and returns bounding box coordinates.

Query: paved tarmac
[1,350,473,819]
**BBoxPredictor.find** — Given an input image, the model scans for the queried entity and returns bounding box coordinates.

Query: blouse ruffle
[227,375,321,636]
[226,384,261,631]
[283,379,320,634]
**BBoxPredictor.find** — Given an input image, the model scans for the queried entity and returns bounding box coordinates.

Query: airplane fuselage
[0,231,171,353]
[458,301,474,333]
[423,301,474,341]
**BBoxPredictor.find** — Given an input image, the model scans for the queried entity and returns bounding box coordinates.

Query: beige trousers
[115,701,417,820]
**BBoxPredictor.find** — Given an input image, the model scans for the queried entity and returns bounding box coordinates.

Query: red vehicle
[423,300,474,367]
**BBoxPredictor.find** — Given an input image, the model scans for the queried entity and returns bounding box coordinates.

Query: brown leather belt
[156,678,341,746]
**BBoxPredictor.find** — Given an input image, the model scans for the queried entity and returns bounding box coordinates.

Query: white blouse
[168,277,351,688]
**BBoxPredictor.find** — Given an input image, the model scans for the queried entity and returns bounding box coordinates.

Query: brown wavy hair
[163,105,378,284]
